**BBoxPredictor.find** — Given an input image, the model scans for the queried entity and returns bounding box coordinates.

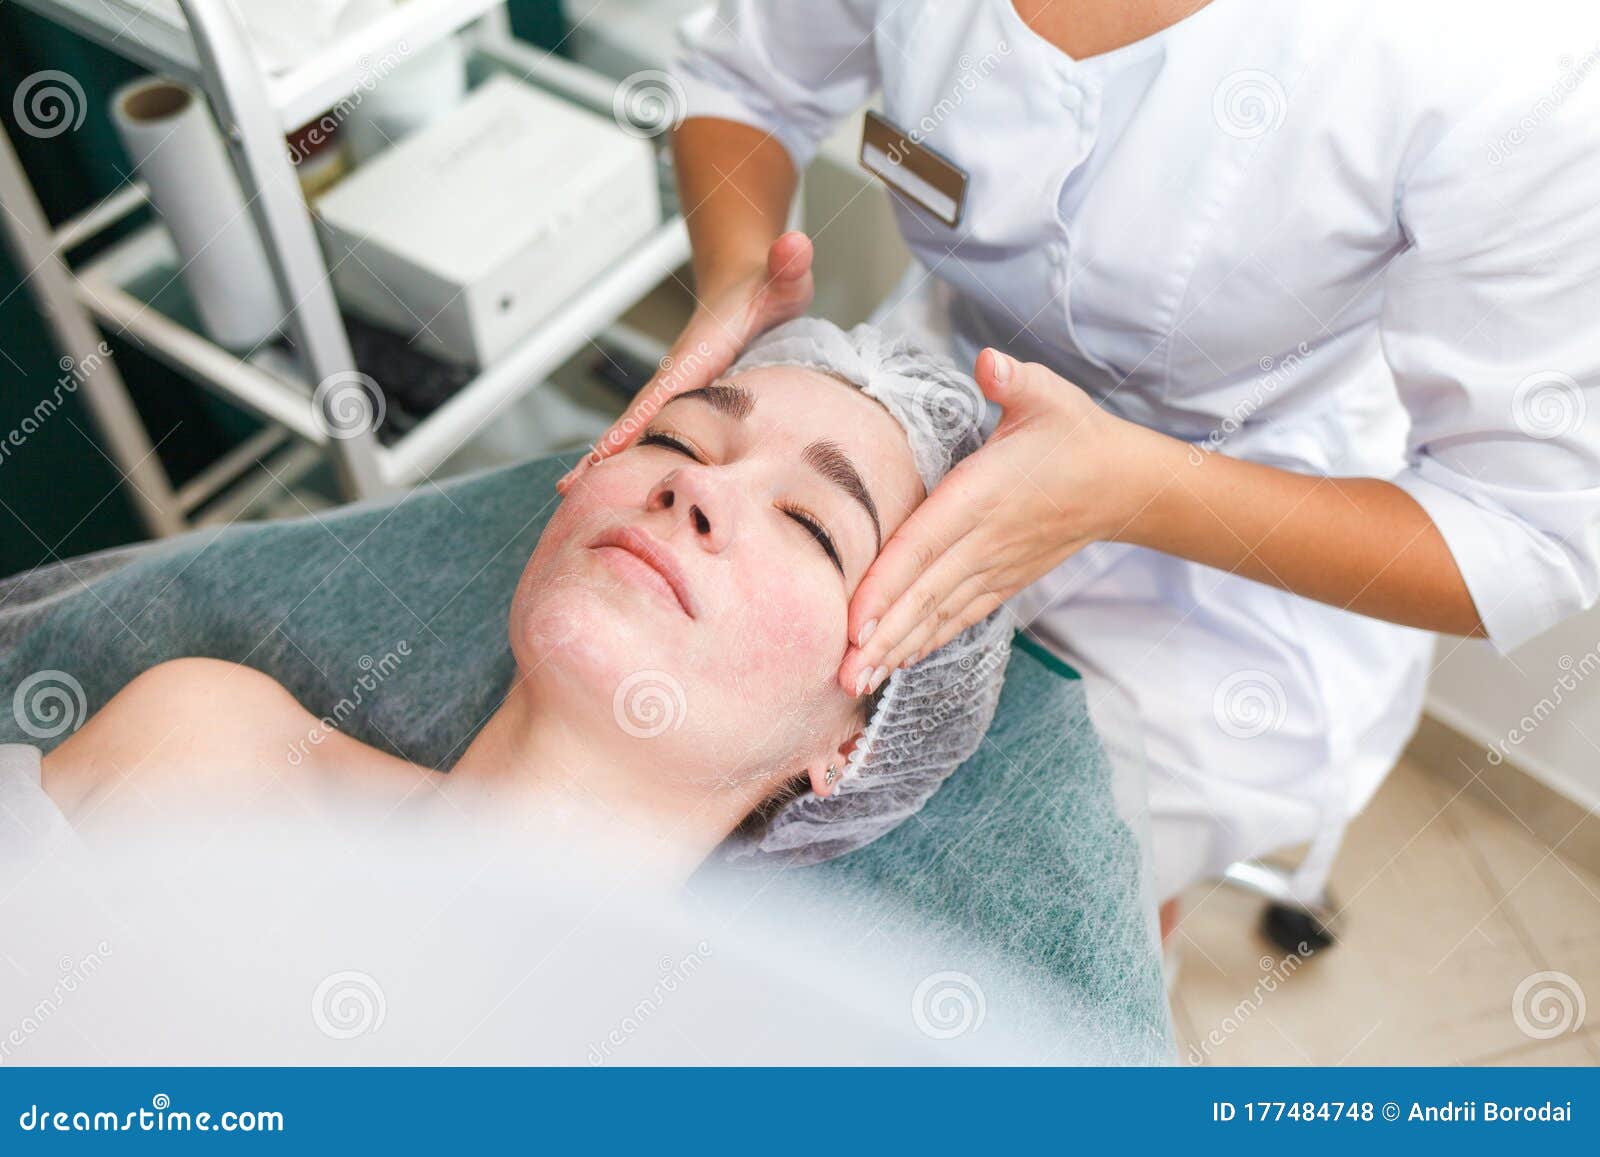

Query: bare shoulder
[42,658,326,815]
[87,657,310,744]
[42,658,434,827]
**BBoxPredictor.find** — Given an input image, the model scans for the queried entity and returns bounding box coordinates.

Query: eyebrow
[663,383,882,551]
[665,383,755,421]
[803,439,881,552]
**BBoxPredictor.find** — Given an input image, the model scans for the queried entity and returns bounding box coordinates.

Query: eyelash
[777,501,844,576]
[637,429,845,576]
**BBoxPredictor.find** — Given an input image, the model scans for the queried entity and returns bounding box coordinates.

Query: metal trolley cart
[0,0,690,532]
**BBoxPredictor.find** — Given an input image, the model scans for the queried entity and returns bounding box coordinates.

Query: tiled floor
[1169,759,1600,1065]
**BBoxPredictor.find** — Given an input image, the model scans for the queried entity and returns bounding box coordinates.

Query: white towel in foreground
[0,744,74,856]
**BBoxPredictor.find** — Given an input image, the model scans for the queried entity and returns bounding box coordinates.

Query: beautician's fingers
[840,347,1056,639]
[845,462,990,637]
[839,348,1120,686]
[556,326,726,494]
[839,527,990,693]
[841,524,974,691]
[556,447,598,493]
[918,588,1008,660]
[838,576,972,691]
[556,322,728,493]
[762,230,815,308]
[841,576,995,696]
[557,233,815,494]
[842,347,1078,656]
[855,569,1003,682]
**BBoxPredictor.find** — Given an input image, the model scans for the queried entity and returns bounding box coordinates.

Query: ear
[806,731,865,799]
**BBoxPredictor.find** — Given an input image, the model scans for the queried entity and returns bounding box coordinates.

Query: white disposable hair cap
[717,318,1015,868]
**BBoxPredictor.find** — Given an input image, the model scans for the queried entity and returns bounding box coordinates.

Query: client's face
[509,366,923,799]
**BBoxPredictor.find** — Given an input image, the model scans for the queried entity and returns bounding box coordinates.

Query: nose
[647,466,736,553]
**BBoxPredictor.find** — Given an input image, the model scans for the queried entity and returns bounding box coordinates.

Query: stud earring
[824,764,840,787]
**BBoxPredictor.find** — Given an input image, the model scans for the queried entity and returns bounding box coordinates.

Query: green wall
[0,2,567,577]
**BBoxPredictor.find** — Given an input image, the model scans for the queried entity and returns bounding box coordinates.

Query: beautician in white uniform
[562,0,1600,907]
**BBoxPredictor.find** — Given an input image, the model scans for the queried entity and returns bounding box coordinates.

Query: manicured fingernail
[990,350,1012,385]
[857,619,877,646]
[853,670,871,696]
[869,665,889,693]
[900,652,919,669]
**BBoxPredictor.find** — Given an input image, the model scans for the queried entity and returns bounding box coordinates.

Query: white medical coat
[676,0,1600,896]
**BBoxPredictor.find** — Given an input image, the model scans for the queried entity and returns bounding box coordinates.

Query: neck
[1014,0,1212,59]
[435,685,765,883]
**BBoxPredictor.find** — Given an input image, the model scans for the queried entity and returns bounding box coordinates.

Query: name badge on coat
[859,110,969,228]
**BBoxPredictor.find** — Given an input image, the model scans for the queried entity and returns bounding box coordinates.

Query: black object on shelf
[343,315,476,445]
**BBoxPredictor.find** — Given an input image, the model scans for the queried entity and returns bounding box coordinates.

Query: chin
[509,573,684,697]
[509,586,717,776]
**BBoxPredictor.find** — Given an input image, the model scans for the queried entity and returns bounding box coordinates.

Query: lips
[588,526,696,619]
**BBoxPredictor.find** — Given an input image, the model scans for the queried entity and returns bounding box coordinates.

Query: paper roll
[111,77,285,349]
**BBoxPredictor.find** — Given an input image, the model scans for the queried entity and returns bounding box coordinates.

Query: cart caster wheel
[1261,902,1338,956]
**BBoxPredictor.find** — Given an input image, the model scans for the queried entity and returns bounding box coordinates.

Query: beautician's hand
[556,231,814,493]
[838,349,1160,694]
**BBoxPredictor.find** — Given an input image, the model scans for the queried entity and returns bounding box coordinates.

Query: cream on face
[506,366,923,794]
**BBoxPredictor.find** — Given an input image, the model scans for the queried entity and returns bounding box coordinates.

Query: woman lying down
[8,320,1013,878]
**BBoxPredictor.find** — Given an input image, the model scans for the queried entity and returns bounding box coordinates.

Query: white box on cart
[315,74,661,367]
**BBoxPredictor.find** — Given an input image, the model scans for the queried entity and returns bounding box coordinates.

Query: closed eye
[779,501,844,577]
[640,427,844,576]
[637,429,703,461]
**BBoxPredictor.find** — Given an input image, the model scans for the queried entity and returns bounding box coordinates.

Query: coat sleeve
[1380,42,1600,651]
[673,0,883,170]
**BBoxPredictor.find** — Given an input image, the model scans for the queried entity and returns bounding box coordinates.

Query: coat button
[1059,84,1084,111]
